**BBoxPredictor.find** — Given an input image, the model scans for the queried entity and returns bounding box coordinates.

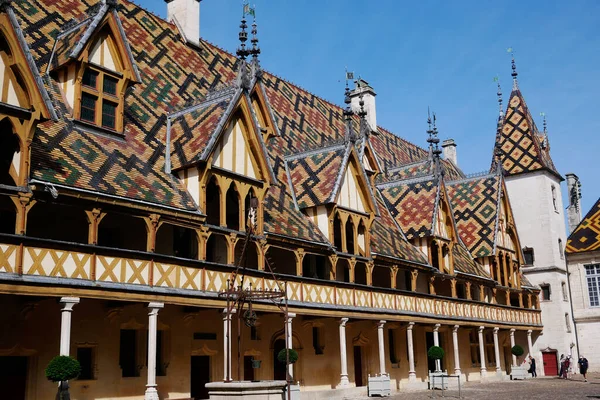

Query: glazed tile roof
[378,177,438,240]
[286,144,347,209]
[447,174,500,258]
[566,197,600,254]
[169,87,239,170]
[452,241,491,279]
[371,191,429,265]
[492,87,560,179]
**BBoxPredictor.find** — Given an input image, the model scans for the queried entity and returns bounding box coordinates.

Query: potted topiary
[46,356,81,400]
[510,345,528,380]
[428,346,448,389]
[277,348,298,365]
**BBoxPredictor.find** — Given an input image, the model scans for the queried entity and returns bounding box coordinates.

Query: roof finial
[237,2,257,61]
[428,111,443,177]
[494,76,504,122]
[344,69,355,143]
[508,47,518,90]
[249,7,260,64]
[426,107,434,152]
[540,112,549,149]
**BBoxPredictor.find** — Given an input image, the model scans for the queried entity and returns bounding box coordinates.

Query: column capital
[493,327,499,334]
[148,302,164,315]
[377,320,386,328]
[478,326,485,333]
[527,329,532,335]
[407,322,415,330]
[453,325,459,333]
[60,297,80,311]
[286,312,297,321]
[340,317,349,327]
[433,323,441,332]
[510,328,516,335]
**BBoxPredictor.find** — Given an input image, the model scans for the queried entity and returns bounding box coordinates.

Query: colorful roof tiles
[566,198,600,254]
[447,174,500,258]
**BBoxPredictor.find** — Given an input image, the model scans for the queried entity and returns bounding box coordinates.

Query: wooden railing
[0,234,541,326]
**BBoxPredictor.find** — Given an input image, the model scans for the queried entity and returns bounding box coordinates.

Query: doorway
[353,346,364,387]
[0,356,27,400]
[191,356,211,400]
[542,351,558,376]
[244,355,255,381]
[273,339,287,380]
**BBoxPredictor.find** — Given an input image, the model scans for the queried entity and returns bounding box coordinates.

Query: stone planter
[429,371,449,390]
[367,374,391,397]
[510,365,529,380]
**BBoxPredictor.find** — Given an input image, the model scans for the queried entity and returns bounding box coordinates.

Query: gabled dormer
[49,3,141,135]
[168,84,275,234]
[249,83,279,142]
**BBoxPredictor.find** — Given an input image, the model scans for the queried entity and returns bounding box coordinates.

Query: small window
[565,313,572,333]
[388,329,398,364]
[523,247,534,266]
[250,326,260,341]
[76,346,95,380]
[551,185,558,212]
[585,264,600,307]
[80,93,97,123]
[562,282,568,301]
[78,66,122,132]
[103,76,118,96]
[312,327,324,355]
[541,284,551,301]
[558,239,564,260]
[102,101,117,129]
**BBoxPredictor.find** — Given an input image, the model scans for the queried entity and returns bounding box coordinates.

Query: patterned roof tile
[566,197,600,254]
[452,241,491,279]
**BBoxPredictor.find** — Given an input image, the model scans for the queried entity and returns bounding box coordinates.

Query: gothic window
[540,284,551,301]
[523,247,534,266]
[585,264,600,307]
[225,184,240,231]
[551,185,558,212]
[205,176,221,226]
[345,218,355,254]
[333,213,343,251]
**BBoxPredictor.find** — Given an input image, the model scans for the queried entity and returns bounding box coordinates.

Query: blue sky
[146,0,599,221]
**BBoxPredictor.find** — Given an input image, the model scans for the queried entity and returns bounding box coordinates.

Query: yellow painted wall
[212,119,258,179]
[337,164,366,213]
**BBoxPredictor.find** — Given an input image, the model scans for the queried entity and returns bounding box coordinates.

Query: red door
[542,352,558,376]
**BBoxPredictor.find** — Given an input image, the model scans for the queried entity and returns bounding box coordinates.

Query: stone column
[493,327,501,373]
[338,318,350,387]
[433,324,441,372]
[510,329,516,366]
[222,309,234,381]
[478,326,487,377]
[527,330,533,358]
[407,322,416,381]
[377,320,387,375]
[452,325,461,376]
[286,313,296,379]
[145,302,164,400]
[59,297,80,356]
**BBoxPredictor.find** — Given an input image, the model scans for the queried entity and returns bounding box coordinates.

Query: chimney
[566,173,582,233]
[442,139,457,165]
[166,0,200,47]
[350,78,377,133]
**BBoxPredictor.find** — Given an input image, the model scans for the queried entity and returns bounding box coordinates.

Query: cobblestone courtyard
[375,374,600,400]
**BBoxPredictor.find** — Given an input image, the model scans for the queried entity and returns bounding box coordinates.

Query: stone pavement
[354,373,600,400]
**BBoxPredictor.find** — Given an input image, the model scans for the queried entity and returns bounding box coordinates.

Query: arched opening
[472,285,481,301]
[505,254,512,287]
[244,188,257,231]
[206,234,228,264]
[496,290,507,305]
[205,176,220,226]
[0,118,20,186]
[155,223,198,259]
[333,213,342,251]
[234,239,258,269]
[0,195,16,234]
[372,265,390,288]
[345,218,355,254]
[430,241,440,271]
[225,184,240,231]
[442,244,450,273]
[396,269,411,291]
[510,292,520,307]
[435,278,453,297]
[302,254,329,280]
[357,221,366,256]
[265,247,295,276]
[336,258,350,283]
[354,262,367,285]
[27,202,88,244]
[97,212,147,251]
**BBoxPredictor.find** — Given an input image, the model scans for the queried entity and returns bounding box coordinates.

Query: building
[566,174,600,371]
[0,0,543,398]
[490,60,578,375]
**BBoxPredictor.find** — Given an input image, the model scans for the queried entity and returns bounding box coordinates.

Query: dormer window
[79,67,122,131]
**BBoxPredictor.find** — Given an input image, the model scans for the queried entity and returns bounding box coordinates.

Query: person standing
[559,354,565,378]
[578,356,589,382]
[528,356,537,378]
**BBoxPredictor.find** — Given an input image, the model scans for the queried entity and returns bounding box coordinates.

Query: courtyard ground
[356,373,600,400]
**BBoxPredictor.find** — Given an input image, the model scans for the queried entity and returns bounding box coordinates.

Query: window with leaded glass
[585,264,600,307]
[78,67,122,132]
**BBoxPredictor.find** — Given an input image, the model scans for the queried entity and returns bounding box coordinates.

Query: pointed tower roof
[491,58,562,180]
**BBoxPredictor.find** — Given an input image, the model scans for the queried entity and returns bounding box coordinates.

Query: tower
[492,58,577,373]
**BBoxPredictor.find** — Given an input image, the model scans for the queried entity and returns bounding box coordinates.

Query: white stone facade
[567,250,600,371]
[505,170,578,374]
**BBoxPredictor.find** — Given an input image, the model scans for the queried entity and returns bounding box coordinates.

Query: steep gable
[566,197,600,254]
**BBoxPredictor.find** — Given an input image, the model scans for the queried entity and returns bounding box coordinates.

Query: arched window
[206,234,228,264]
[431,241,440,271]
[345,218,355,254]
[205,176,220,226]
[225,184,240,231]
[333,213,343,251]
[357,221,366,256]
